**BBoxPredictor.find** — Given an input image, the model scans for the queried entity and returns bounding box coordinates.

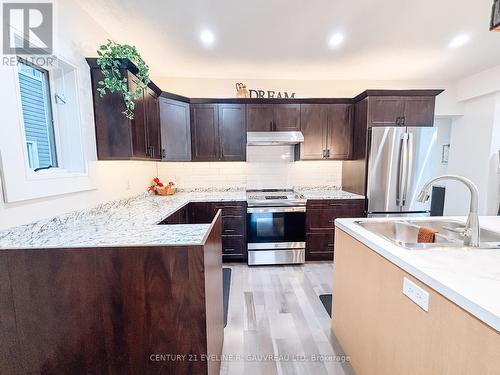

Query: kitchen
[0,1,500,375]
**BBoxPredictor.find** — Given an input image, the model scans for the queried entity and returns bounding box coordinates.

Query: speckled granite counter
[0,187,363,250]
[296,186,365,200]
[0,189,246,249]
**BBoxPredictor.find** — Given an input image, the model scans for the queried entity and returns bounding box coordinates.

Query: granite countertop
[0,186,361,250]
[296,186,365,200]
[336,216,500,332]
[0,189,246,250]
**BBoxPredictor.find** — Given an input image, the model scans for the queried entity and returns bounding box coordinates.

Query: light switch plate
[402,277,429,312]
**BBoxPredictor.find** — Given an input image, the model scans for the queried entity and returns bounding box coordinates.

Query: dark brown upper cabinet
[87,58,162,161]
[367,95,436,127]
[159,98,191,161]
[246,104,274,131]
[247,103,300,131]
[144,87,161,160]
[191,103,246,161]
[299,104,353,160]
[351,90,442,160]
[191,104,219,161]
[274,104,301,130]
[219,104,247,161]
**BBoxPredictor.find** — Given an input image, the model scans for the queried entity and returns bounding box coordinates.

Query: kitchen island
[332,216,500,375]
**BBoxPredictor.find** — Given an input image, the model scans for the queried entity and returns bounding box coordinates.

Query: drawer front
[306,231,334,261]
[222,215,245,235]
[222,235,246,262]
[306,200,365,230]
[214,202,246,217]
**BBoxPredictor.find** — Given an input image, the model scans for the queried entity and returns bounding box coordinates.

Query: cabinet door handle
[396,117,401,126]
[327,149,331,158]
[224,248,235,252]
[328,219,336,224]
[224,229,236,233]
[162,148,166,159]
[327,243,334,247]
[401,116,406,126]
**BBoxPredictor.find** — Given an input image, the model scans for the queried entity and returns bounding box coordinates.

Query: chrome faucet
[417,175,480,247]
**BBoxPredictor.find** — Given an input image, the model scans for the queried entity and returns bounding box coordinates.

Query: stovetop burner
[246,189,306,207]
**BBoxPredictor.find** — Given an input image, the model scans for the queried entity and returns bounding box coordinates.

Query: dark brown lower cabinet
[305,199,365,261]
[161,201,247,262]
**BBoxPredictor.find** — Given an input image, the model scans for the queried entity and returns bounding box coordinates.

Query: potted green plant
[95,40,151,119]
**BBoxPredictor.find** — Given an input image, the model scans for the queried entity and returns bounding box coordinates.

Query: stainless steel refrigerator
[366,126,438,217]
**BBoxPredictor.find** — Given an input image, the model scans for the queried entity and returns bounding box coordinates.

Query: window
[17,59,58,169]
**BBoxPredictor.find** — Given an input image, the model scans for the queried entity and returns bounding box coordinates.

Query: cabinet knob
[162,149,166,159]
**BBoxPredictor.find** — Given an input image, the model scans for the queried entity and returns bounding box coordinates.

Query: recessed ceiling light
[328,33,345,48]
[448,34,470,48]
[200,30,215,47]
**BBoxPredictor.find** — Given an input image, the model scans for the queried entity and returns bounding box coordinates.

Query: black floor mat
[223,268,231,328]
[319,294,332,317]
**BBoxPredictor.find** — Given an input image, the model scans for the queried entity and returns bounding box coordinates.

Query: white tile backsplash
[157,158,342,190]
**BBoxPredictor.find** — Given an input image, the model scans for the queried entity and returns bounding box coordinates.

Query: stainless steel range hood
[247,131,304,146]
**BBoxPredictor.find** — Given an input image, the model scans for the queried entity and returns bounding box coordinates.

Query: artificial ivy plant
[96,40,151,119]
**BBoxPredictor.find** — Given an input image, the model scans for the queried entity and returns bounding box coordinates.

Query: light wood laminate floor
[220,263,355,375]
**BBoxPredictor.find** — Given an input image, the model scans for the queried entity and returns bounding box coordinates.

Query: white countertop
[336,216,500,333]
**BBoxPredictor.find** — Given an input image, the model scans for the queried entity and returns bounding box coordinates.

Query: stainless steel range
[246,189,306,265]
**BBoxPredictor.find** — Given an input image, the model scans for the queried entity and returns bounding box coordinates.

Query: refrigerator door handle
[396,133,409,207]
[402,133,414,206]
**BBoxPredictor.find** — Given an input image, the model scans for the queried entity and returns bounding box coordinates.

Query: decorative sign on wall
[491,0,500,31]
[249,89,296,99]
[234,82,296,99]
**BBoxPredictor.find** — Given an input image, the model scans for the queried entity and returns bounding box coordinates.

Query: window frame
[17,57,60,170]
[12,56,89,182]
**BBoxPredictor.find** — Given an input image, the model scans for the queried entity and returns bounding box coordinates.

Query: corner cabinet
[246,104,300,131]
[299,104,353,160]
[87,58,162,160]
[191,103,246,161]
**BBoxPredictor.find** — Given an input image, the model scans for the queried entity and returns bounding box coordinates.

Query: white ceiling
[76,0,500,81]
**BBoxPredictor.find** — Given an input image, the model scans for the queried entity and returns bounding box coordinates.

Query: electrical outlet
[402,277,429,312]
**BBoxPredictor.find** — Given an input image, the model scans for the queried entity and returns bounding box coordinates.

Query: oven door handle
[247,207,306,213]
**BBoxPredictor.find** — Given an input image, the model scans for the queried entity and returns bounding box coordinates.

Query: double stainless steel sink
[355,219,500,250]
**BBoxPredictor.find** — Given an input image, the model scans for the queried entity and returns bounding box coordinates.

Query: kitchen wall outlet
[402,277,429,312]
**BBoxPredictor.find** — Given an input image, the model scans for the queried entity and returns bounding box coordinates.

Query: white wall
[444,63,500,216]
